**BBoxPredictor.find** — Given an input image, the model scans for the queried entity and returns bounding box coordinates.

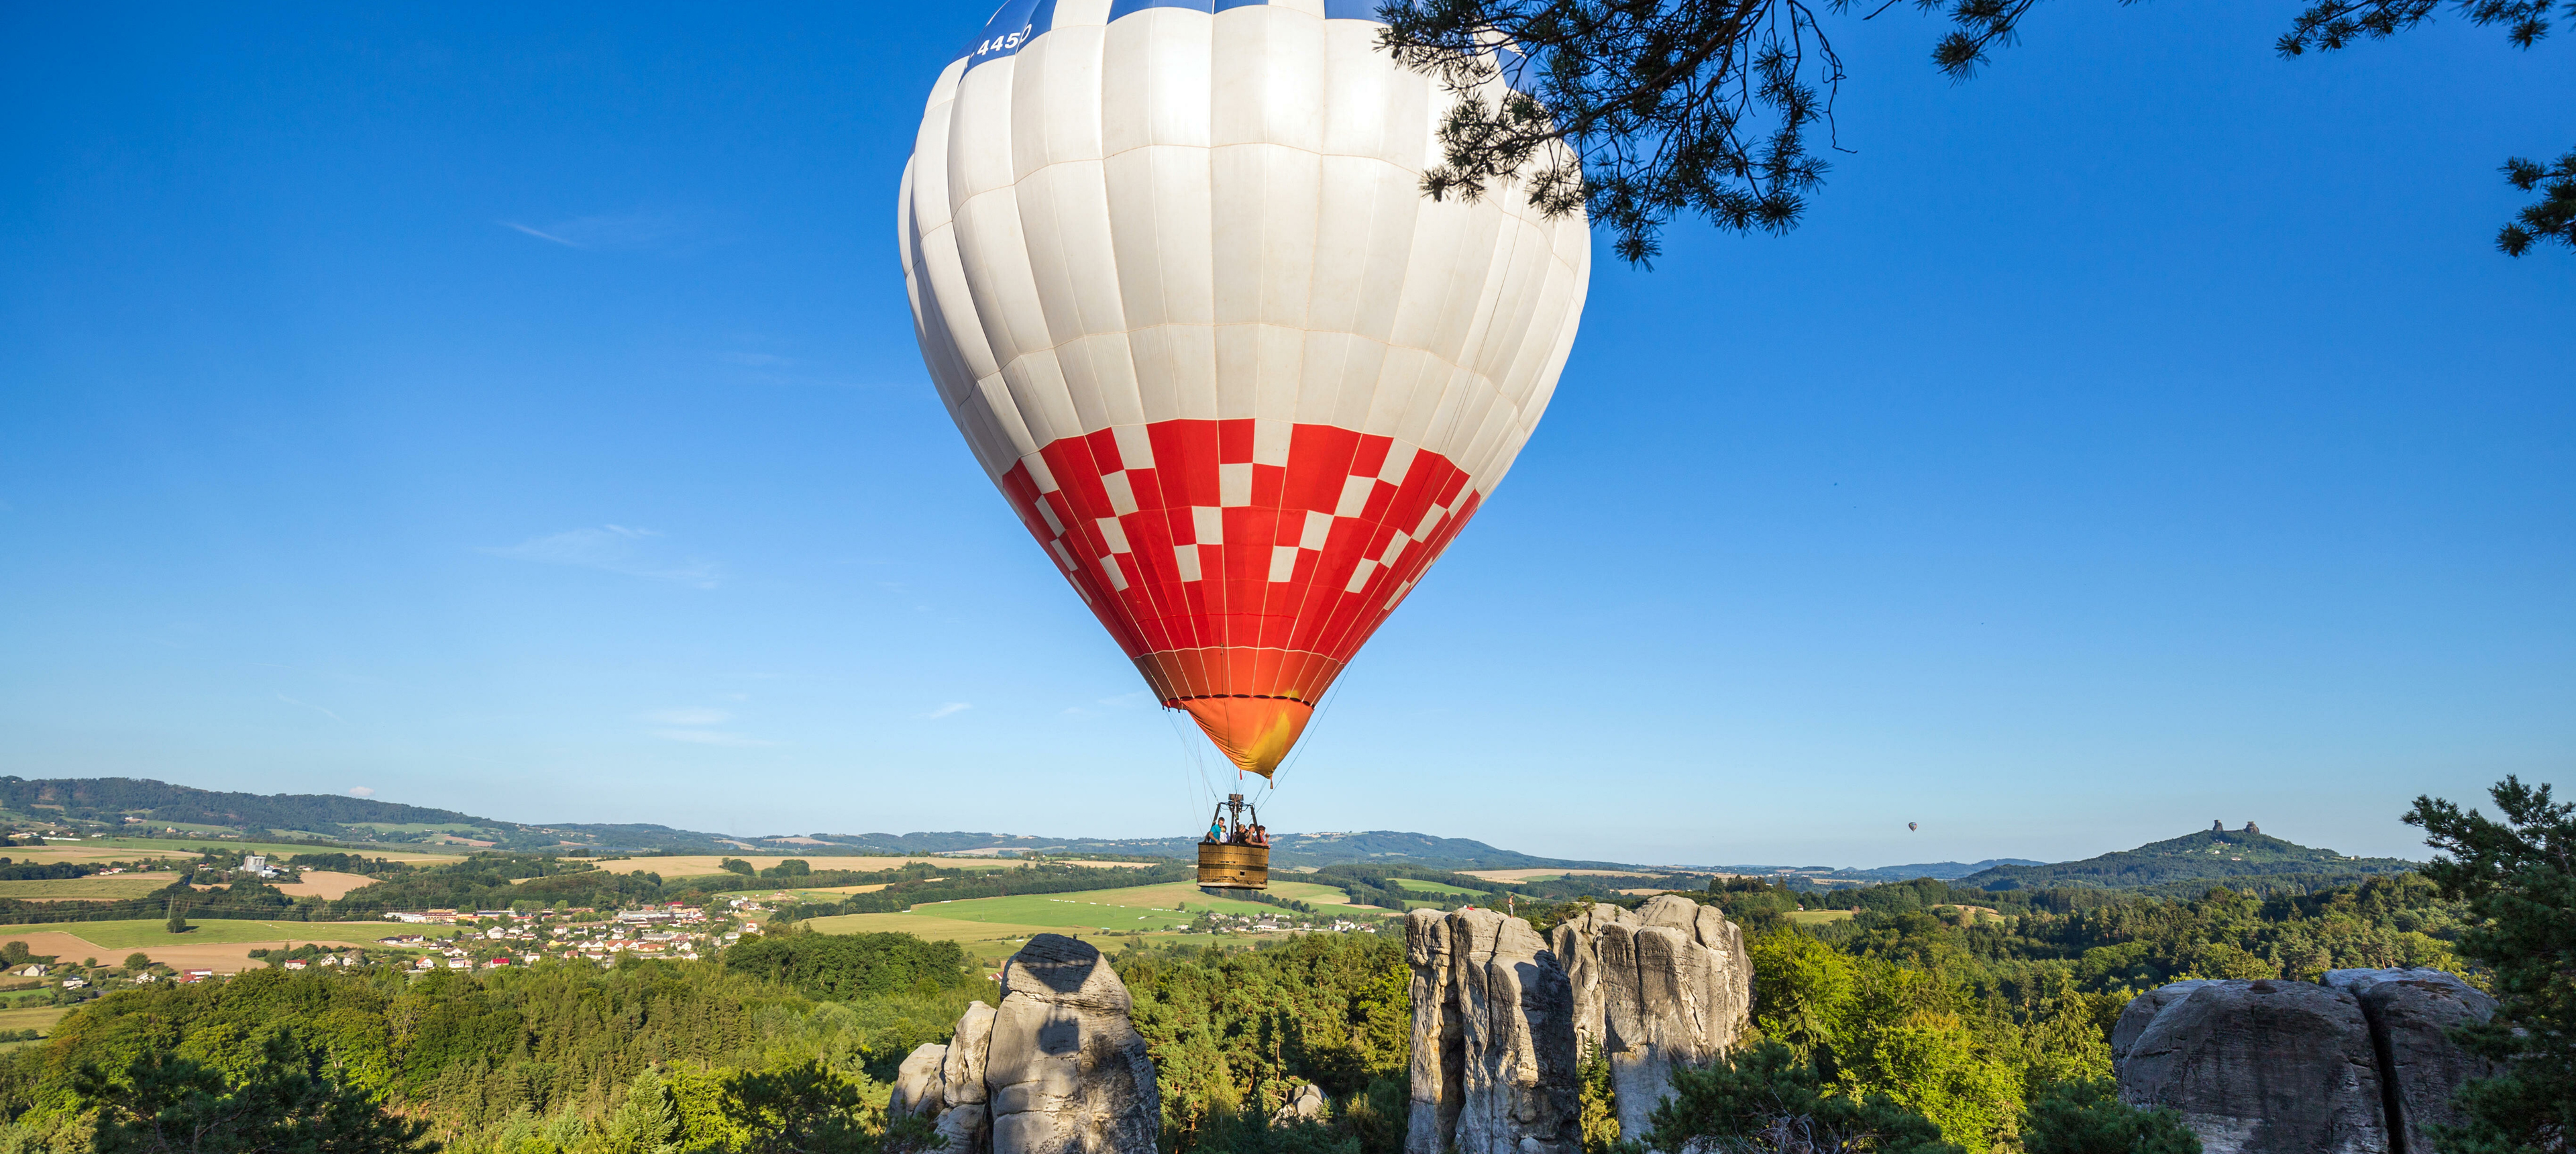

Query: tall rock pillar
[1403,907,1582,1154]
[1550,895,1753,1141]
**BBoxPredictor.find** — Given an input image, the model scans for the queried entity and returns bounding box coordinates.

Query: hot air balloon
[1908,823,1919,832]
[900,0,1590,886]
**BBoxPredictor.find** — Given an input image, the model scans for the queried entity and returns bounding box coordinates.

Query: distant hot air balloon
[900,0,1590,785]
[1909,823,1919,832]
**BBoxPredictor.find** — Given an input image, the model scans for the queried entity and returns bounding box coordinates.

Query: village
[371,896,775,970]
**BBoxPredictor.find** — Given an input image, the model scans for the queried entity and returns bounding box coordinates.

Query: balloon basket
[1195,841,1269,890]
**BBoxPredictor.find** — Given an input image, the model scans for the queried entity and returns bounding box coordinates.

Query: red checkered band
[997,417,1482,706]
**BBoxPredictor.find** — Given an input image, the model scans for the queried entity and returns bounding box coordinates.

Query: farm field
[0,877,176,900]
[0,1006,68,1051]
[586,855,1066,878]
[1456,869,1686,883]
[1787,910,1856,925]
[273,870,379,899]
[1391,878,1483,896]
[0,919,449,950]
[0,1006,68,1033]
[800,880,1375,961]
[2,839,461,866]
[0,921,455,976]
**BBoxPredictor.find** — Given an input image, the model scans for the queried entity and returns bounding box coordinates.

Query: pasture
[798,879,1373,961]
[1787,910,1856,926]
[1390,878,1483,896]
[0,920,458,975]
[1,839,462,866]
[0,877,178,900]
[0,1006,67,1050]
[0,919,451,950]
[584,855,1113,879]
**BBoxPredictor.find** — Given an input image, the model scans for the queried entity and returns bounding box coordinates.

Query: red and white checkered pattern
[998,417,1480,704]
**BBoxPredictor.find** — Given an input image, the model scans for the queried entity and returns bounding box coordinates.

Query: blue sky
[2,2,2567,868]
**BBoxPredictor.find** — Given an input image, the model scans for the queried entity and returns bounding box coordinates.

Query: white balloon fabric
[900,0,1591,777]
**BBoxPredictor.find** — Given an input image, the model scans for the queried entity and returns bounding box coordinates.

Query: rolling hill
[1956,827,2418,892]
[0,778,1629,870]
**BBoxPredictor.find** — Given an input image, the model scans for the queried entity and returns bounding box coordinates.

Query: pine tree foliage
[2403,776,2576,1154]
[1377,0,2573,260]
[2496,150,2576,255]
[1379,0,1845,264]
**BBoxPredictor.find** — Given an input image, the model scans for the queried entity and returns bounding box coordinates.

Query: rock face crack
[2112,969,2498,1154]
[1548,896,1752,1141]
[896,935,1157,1154]
[1404,908,1582,1154]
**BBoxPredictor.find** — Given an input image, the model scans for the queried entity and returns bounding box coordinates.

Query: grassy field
[0,1006,67,1033]
[799,880,1373,963]
[1391,878,1483,897]
[4,839,462,865]
[0,919,449,949]
[0,877,177,900]
[588,855,1055,879]
[1787,910,1856,925]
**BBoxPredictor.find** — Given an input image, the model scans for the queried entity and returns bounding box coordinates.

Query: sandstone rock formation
[2118,979,2390,1154]
[1548,895,1753,1141]
[1271,1083,1329,1126]
[938,1000,998,1153]
[1404,907,1582,1154]
[2116,970,2509,1154]
[2109,980,2212,1067]
[2321,969,2499,1154]
[901,935,1157,1154]
[894,1042,948,1117]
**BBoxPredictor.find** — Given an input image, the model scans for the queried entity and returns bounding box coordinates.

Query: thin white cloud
[480,525,720,588]
[502,221,578,246]
[651,729,779,747]
[347,786,375,798]
[278,694,343,723]
[641,708,733,725]
[924,702,971,721]
[501,211,684,251]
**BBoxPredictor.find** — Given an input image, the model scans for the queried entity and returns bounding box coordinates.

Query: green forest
[0,870,2485,1154]
[0,779,2560,1154]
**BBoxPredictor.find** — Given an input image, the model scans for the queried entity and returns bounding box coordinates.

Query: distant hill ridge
[1957,827,2418,892]
[0,777,1624,870]
[0,777,2426,893]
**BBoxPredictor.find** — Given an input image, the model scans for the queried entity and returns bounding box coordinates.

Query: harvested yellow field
[1456,868,1707,883]
[587,855,1157,879]
[0,925,410,974]
[590,855,978,878]
[273,871,378,899]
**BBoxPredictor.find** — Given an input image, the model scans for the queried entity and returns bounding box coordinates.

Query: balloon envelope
[900,0,1590,776]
